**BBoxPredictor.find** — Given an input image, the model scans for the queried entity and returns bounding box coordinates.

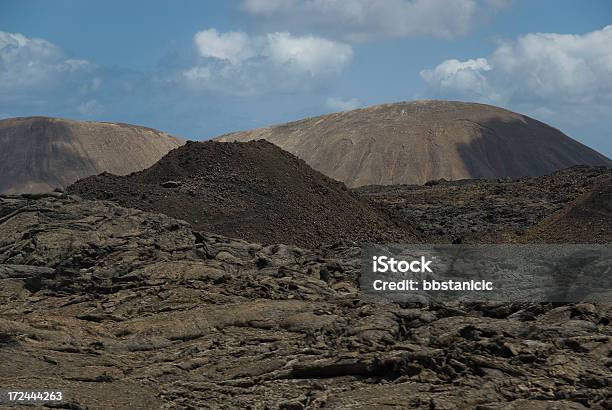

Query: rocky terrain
[0,117,184,194]
[1,193,610,409]
[358,166,612,243]
[1,124,611,409]
[522,174,612,244]
[67,140,416,248]
[217,100,612,187]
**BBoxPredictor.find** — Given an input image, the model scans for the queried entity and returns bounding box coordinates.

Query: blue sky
[1,0,611,156]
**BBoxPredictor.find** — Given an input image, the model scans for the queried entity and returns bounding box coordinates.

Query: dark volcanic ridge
[68,140,417,248]
[358,166,612,244]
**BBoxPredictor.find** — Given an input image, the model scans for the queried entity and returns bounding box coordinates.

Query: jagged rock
[0,194,610,409]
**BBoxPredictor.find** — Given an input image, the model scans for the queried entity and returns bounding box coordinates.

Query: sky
[1,0,611,157]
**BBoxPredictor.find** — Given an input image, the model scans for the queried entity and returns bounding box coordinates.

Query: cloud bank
[0,31,97,95]
[182,28,353,96]
[240,0,510,41]
[420,26,612,106]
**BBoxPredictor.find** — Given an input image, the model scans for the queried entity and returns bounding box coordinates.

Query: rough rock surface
[522,175,612,243]
[217,100,612,187]
[0,116,184,194]
[358,166,612,243]
[67,140,416,248]
[1,194,611,409]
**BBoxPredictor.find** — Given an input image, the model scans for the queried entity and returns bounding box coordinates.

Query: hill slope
[217,100,611,187]
[67,140,416,247]
[358,166,611,243]
[521,176,612,243]
[0,116,184,194]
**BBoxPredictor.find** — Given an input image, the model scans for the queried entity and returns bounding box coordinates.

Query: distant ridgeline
[217,100,612,187]
[0,116,184,194]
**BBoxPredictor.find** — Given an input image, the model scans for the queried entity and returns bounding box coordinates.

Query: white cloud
[419,58,497,102]
[0,31,126,122]
[420,26,612,105]
[490,26,612,104]
[0,31,95,91]
[194,29,255,63]
[183,29,353,96]
[240,0,508,41]
[326,97,361,111]
[265,32,352,75]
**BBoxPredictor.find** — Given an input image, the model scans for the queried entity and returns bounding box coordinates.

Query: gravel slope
[68,140,417,248]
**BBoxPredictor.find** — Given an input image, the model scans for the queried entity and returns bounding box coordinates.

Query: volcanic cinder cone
[217,100,611,187]
[68,140,417,247]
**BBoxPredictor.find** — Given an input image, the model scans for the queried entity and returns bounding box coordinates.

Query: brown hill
[521,176,612,243]
[67,140,417,247]
[217,100,611,187]
[0,116,184,194]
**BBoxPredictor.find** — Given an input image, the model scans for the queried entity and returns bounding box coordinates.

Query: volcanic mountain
[0,116,184,194]
[217,100,612,187]
[67,140,417,247]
